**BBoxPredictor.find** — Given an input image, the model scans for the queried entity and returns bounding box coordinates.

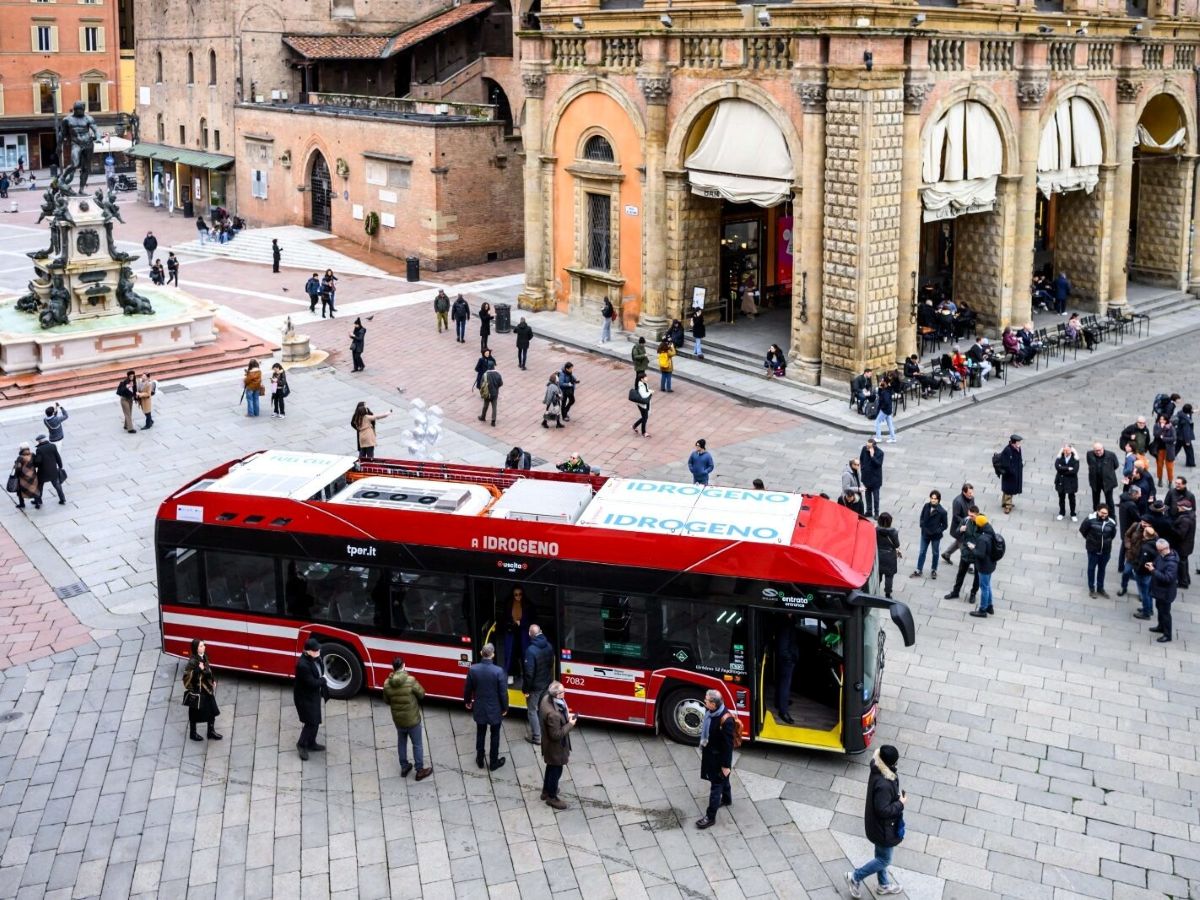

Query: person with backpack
[996,434,1024,514]
[473,348,495,391]
[1152,392,1180,425]
[600,297,615,344]
[479,365,503,427]
[944,504,981,604]
[695,688,739,830]
[967,514,1002,618]
[1079,504,1118,598]
[451,294,470,343]
[845,745,907,897]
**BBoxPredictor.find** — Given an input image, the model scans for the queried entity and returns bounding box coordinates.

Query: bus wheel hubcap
[674,698,706,739]
[325,654,352,690]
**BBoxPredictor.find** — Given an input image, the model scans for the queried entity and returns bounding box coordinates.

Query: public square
[0,193,1198,900]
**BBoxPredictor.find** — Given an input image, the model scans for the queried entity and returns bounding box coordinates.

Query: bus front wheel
[661,686,707,745]
[320,642,363,699]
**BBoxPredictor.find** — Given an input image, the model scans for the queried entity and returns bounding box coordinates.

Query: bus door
[754,609,845,751]
[470,578,558,708]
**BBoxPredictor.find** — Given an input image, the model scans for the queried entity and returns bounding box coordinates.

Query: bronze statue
[15,280,42,313]
[116,265,153,315]
[94,187,124,224]
[59,101,99,193]
[40,275,71,328]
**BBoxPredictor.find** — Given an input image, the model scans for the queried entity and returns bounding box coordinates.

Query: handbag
[181,691,200,709]
[58,469,67,484]
[5,472,17,494]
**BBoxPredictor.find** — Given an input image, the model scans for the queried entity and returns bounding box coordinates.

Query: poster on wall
[691,287,706,310]
[776,216,794,288]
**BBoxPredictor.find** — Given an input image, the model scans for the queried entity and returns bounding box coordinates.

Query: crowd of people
[195,209,245,245]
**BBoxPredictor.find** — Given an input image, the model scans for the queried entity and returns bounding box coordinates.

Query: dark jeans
[1055,294,1067,314]
[476,722,501,765]
[481,334,490,352]
[776,660,795,715]
[1058,491,1077,517]
[480,397,498,425]
[308,293,319,312]
[633,405,649,435]
[952,556,979,597]
[1176,439,1195,468]
[1178,554,1191,588]
[1156,596,1173,638]
[1091,485,1115,512]
[396,723,424,769]
[863,486,880,519]
[455,319,466,341]
[561,390,576,419]
[359,446,375,459]
[882,572,894,598]
[543,763,564,799]
[321,298,333,318]
[352,349,364,370]
[38,475,65,505]
[705,772,732,820]
[517,347,528,369]
[1086,550,1110,591]
[298,722,319,749]
[917,534,941,573]
[272,393,285,415]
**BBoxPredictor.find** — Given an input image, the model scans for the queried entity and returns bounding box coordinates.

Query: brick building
[517,0,1200,383]
[131,0,524,270]
[0,0,124,172]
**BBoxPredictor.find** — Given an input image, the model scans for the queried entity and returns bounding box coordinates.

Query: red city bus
[156,450,915,753]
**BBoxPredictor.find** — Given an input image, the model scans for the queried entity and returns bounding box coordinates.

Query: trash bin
[406,256,420,282]
[495,302,511,334]
[183,199,194,219]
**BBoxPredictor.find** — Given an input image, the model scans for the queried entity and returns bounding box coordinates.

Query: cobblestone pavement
[0,199,1198,897]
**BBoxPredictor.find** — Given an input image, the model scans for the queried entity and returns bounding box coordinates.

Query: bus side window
[162,547,203,606]
[660,598,745,671]
[562,590,647,660]
[206,551,278,614]
[391,572,467,639]
[285,560,382,626]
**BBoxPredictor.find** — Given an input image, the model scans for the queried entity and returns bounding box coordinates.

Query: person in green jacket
[382,657,432,780]
[631,336,649,383]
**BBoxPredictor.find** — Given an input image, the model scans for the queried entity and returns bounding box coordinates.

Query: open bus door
[754,610,845,751]
[470,578,558,710]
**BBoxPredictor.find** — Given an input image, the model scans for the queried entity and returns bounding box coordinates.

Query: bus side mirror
[846,591,917,648]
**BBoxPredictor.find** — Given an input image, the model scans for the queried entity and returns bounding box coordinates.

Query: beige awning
[684,99,793,207]
[1037,98,1102,197]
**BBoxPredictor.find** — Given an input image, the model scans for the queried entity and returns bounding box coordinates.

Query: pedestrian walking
[0,173,9,199]
[116,370,137,433]
[631,336,649,382]
[941,484,975,564]
[351,402,390,459]
[523,624,554,744]
[859,439,885,519]
[1086,441,1119,512]
[143,231,158,264]
[1153,414,1177,487]
[451,294,470,343]
[182,638,222,741]
[350,318,367,372]
[600,297,615,344]
[844,745,907,897]
[542,372,565,429]
[876,513,901,599]
[558,362,579,421]
[967,514,1000,618]
[657,339,676,393]
[10,444,38,510]
[434,289,450,333]
[1079,505,1118,597]
[1173,403,1195,468]
[271,238,282,273]
[775,613,798,723]
[478,302,493,352]
[873,375,897,443]
[305,273,321,312]
[42,402,67,457]
[514,317,533,370]
[269,363,289,418]
[695,689,736,830]
[136,372,155,430]
[1054,443,1080,521]
[911,490,948,579]
[242,360,264,417]
[322,269,338,314]
[630,372,652,437]
[539,681,577,810]
[464,643,508,770]
[33,435,65,506]
[996,434,1024,514]
[691,309,706,359]
[166,252,179,286]
[474,348,496,390]
[479,366,503,427]
[688,439,714,485]
[1148,538,1178,642]
[944,504,981,604]
[1053,270,1071,315]
[382,657,432,780]
[294,638,327,760]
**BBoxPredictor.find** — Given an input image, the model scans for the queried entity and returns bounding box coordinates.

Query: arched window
[208,49,216,86]
[200,117,208,149]
[186,51,194,85]
[155,50,163,83]
[156,113,164,142]
[583,134,615,162]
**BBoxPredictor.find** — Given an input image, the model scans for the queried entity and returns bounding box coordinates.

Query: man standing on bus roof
[695,689,735,829]
[776,615,799,725]
[688,439,714,485]
[523,624,554,744]
[294,638,328,761]
[464,643,508,771]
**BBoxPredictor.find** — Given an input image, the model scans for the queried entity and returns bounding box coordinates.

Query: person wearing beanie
[968,514,999,618]
[846,745,907,896]
[997,434,1024,514]
[350,318,367,372]
[293,638,328,760]
[688,439,715,486]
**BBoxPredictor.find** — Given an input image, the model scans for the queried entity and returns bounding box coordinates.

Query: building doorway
[310,152,332,232]
[1128,94,1191,288]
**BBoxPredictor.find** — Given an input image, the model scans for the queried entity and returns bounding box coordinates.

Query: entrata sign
[577,479,805,546]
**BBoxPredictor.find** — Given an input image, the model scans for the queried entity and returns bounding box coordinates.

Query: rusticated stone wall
[1054,180,1107,310]
[1133,157,1192,288]
[954,205,1006,327]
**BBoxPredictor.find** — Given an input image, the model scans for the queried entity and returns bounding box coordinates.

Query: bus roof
[163,451,877,589]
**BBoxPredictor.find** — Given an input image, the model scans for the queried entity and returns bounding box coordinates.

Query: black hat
[879,745,899,768]
[304,637,321,652]
[1009,434,1023,443]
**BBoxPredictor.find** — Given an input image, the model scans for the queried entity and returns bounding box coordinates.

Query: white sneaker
[1056,514,1063,521]
[878,882,903,895]
[1071,515,1078,522]
[844,873,862,899]
[887,438,897,443]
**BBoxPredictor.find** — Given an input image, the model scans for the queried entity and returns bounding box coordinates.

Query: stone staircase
[171,226,388,278]
[1126,286,1200,322]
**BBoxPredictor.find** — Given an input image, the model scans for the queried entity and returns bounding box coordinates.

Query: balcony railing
[304,91,495,121]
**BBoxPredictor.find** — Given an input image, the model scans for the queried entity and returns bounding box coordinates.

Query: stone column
[790,81,826,385]
[895,80,930,363]
[637,71,670,337]
[1109,76,1141,308]
[1011,73,1047,329]
[1191,157,1200,296]
[517,67,551,311]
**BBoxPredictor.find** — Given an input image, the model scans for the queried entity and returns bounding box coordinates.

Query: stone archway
[307,150,332,232]
[1129,92,1193,288]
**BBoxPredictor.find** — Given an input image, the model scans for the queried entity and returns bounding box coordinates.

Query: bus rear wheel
[661,686,707,745]
[320,642,363,699]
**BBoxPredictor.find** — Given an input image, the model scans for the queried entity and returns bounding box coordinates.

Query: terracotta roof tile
[386,3,494,56]
[282,34,393,60]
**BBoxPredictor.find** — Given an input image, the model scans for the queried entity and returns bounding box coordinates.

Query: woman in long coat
[12,444,39,509]
[182,638,222,741]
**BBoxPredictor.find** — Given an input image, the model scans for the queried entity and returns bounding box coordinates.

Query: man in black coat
[851,368,875,414]
[33,435,65,505]
[775,615,799,724]
[464,643,508,770]
[945,505,980,603]
[1086,442,1120,513]
[305,273,321,312]
[522,625,554,744]
[1117,486,1142,575]
[1164,476,1196,515]
[294,638,328,760]
[941,483,975,564]
[859,440,885,519]
[1148,539,1179,643]
[1119,417,1151,456]
[271,238,282,273]
[846,745,907,897]
[695,689,736,830]
[1170,501,1195,589]
[1079,505,1118,598]
[451,295,470,343]
[142,231,158,264]
[998,434,1024,513]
